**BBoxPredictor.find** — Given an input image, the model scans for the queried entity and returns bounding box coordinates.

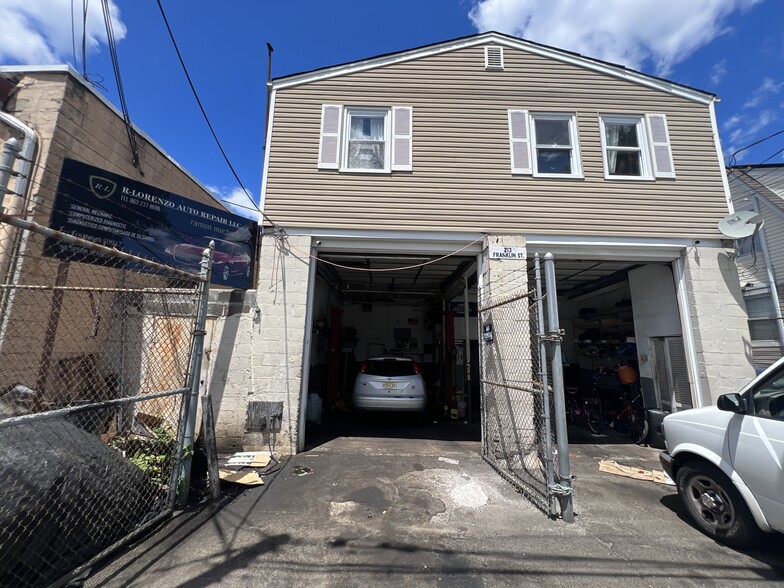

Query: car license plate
[382,381,397,389]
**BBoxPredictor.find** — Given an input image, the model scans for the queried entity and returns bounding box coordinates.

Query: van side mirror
[717,393,745,414]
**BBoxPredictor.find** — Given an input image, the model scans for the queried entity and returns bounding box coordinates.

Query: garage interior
[302,250,691,449]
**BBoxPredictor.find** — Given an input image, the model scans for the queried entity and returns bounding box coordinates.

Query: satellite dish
[718,211,764,239]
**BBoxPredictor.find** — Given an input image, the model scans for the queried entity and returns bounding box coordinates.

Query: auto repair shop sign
[44,158,258,289]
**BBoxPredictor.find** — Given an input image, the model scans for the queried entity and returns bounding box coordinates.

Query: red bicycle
[613,392,649,445]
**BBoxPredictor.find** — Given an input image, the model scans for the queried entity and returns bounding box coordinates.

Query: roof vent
[485,46,504,71]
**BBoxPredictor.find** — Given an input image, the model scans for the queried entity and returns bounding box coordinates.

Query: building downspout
[751,195,784,349]
[673,255,704,408]
[0,111,39,355]
[0,111,38,283]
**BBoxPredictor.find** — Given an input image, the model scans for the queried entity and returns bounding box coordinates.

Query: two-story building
[207,31,755,455]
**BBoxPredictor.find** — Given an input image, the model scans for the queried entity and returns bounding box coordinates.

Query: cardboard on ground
[226,451,271,467]
[218,469,264,486]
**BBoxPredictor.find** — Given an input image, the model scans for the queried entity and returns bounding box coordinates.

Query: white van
[660,356,784,547]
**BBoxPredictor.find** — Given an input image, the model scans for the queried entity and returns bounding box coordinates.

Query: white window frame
[341,106,391,173]
[530,112,582,178]
[599,114,654,180]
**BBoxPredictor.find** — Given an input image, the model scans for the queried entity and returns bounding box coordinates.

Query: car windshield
[364,359,416,377]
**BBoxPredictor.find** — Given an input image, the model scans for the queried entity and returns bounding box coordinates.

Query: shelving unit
[572,308,636,364]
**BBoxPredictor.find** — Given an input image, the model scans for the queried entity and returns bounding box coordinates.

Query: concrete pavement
[86,425,784,587]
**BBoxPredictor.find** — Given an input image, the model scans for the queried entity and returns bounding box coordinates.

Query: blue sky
[1,0,783,219]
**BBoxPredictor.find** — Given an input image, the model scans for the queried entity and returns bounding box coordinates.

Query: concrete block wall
[206,234,313,455]
[681,245,756,404]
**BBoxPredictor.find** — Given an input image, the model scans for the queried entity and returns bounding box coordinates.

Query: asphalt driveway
[86,424,784,587]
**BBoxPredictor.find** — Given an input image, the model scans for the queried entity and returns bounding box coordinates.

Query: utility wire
[82,0,89,77]
[729,129,784,167]
[100,0,141,170]
[759,145,784,166]
[154,0,284,234]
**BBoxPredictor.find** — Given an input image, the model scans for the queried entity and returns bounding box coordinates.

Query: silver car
[352,357,426,413]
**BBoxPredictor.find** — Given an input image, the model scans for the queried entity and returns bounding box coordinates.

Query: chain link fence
[479,253,571,519]
[480,286,556,514]
[0,214,207,587]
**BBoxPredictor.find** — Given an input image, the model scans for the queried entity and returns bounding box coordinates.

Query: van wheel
[676,461,764,548]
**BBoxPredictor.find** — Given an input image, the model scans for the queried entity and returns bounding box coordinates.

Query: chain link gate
[479,253,573,520]
[0,214,211,587]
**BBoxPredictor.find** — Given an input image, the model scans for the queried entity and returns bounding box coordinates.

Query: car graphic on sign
[164,238,251,282]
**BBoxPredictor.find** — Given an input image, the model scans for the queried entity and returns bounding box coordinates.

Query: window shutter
[318,104,342,169]
[391,106,413,171]
[508,109,532,174]
[645,114,675,178]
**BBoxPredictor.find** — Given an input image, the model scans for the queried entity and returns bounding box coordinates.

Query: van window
[751,364,784,421]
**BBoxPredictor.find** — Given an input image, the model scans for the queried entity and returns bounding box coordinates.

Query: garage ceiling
[318,253,645,303]
[317,253,473,303]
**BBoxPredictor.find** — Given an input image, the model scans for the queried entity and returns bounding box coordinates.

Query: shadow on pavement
[304,410,480,451]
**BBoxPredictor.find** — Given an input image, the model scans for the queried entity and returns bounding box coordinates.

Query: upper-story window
[345,108,389,171]
[530,113,582,177]
[508,110,582,178]
[318,104,413,172]
[599,114,675,180]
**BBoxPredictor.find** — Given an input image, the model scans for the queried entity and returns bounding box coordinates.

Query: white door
[728,364,784,532]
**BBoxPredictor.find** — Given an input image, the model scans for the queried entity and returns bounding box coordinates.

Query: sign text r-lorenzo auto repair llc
[45,158,259,288]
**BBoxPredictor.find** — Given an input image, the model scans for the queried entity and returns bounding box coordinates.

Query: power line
[729,129,784,167]
[154,0,284,234]
[100,0,141,170]
[759,145,784,165]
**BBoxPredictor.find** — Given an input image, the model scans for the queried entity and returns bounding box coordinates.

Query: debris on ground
[226,451,275,467]
[218,469,264,486]
[438,457,459,465]
[598,460,674,485]
[291,465,313,476]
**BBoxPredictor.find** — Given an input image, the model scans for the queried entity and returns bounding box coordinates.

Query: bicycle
[613,392,649,445]
[565,387,602,434]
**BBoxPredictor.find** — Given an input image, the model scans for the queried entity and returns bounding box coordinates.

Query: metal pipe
[463,274,471,422]
[543,252,573,522]
[0,213,206,281]
[0,111,38,286]
[0,136,19,194]
[534,253,557,517]
[673,255,704,408]
[0,387,188,429]
[263,42,274,154]
[297,242,319,452]
[177,241,213,507]
[751,195,784,348]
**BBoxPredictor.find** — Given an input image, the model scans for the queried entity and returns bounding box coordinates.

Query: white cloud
[206,185,261,222]
[723,109,778,162]
[710,60,727,86]
[469,0,762,75]
[0,0,126,65]
[743,77,784,108]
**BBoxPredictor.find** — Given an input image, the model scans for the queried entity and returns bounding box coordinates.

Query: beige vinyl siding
[265,45,728,237]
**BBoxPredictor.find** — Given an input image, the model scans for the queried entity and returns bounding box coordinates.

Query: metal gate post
[177,241,213,507]
[534,254,557,517]
[543,252,574,522]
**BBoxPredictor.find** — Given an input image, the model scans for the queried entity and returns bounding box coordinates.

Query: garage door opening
[303,252,481,449]
[531,258,693,447]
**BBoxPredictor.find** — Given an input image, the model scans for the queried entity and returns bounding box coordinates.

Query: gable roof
[272,31,717,105]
